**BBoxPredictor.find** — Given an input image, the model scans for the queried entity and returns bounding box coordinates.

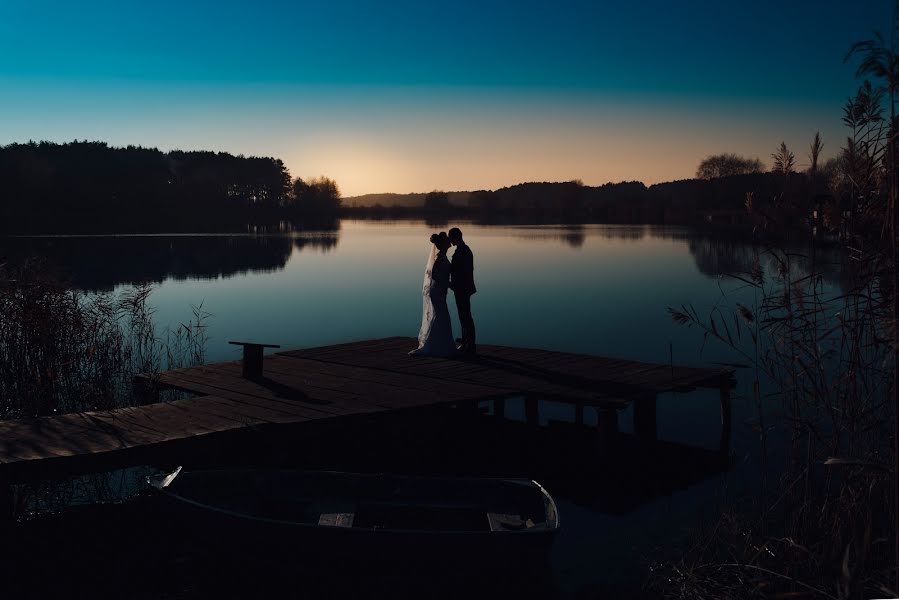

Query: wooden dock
[0,337,734,480]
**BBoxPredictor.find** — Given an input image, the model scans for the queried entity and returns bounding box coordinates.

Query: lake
[0,221,846,597]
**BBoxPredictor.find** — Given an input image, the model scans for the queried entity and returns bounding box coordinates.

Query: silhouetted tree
[424,190,450,211]
[291,176,341,214]
[0,141,296,231]
[696,153,765,179]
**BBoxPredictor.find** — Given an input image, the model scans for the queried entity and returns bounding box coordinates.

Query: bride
[409,232,457,357]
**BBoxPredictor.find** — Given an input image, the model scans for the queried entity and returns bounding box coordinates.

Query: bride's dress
[409,247,456,357]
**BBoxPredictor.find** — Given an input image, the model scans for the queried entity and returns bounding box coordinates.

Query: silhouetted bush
[696,153,765,179]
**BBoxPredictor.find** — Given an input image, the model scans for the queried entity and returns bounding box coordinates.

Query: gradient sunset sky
[0,0,891,196]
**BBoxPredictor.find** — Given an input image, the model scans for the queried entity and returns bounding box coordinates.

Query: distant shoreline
[1,141,831,238]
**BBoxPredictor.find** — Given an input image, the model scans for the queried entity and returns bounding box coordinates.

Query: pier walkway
[0,337,735,480]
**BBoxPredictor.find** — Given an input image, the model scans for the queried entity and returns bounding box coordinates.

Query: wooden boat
[147,467,559,561]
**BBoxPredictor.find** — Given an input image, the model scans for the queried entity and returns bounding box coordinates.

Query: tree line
[349,117,889,235]
[348,173,830,231]
[3,122,888,234]
[0,141,341,232]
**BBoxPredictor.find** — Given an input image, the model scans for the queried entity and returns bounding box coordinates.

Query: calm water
[1,221,846,597]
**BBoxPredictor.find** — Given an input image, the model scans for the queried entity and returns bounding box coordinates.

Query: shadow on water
[0,403,728,599]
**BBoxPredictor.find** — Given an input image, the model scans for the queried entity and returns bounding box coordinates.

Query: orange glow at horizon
[280,112,832,197]
[0,79,841,198]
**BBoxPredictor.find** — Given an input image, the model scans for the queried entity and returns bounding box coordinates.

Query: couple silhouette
[409,227,476,358]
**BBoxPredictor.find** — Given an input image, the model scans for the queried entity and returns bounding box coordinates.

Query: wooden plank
[0,394,279,465]
[292,337,731,395]
[245,356,505,400]
[171,397,306,427]
[194,366,502,412]
[203,361,484,410]
[284,337,409,360]
[0,336,735,477]
[292,345,648,401]
[159,370,363,417]
[160,364,367,406]
[153,380,339,420]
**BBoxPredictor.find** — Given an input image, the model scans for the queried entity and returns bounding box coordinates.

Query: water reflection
[0,220,851,598]
[0,221,851,293]
[500,224,849,288]
[0,230,340,291]
[509,224,586,247]
[294,233,339,253]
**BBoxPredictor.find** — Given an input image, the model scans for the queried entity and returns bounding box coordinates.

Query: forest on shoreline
[0,141,339,233]
[0,140,834,234]
[345,172,828,232]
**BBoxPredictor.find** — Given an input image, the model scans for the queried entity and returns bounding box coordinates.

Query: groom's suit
[450,242,476,350]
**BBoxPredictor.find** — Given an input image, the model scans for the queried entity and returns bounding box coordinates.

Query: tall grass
[649,20,899,596]
[658,243,894,598]
[0,259,209,419]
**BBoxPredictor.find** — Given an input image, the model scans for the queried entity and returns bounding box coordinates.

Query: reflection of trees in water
[510,225,586,248]
[513,224,661,247]
[586,225,648,241]
[0,230,341,291]
[294,233,339,253]
[424,216,451,229]
[668,231,849,289]
[561,230,585,248]
[507,224,851,289]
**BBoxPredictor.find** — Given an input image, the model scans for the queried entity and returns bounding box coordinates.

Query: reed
[658,242,894,598]
[0,259,209,419]
[651,21,899,595]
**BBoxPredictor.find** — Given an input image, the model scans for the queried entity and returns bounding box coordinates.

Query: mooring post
[574,400,584,426]
[244,345,264,379]
[228,341,281,379]
[719,384,732,455]
[597,409,619,436]
[633,394,658,441]
[132,375,159,405]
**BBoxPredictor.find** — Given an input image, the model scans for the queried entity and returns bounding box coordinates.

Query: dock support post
[494,397,506,419]
[597,409,618,436]
[633,394,658,441]
[525,396,539,426]
[0,479,17,522]
[132,376,159,405]
[574,401,584,426]
[719,385,732,455]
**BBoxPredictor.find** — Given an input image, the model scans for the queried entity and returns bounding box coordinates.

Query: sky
[0,0,892,196]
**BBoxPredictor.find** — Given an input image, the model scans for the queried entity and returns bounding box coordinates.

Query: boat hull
[148,468,559,565]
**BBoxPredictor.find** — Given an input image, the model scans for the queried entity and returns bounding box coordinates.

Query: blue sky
[0,0,891,195]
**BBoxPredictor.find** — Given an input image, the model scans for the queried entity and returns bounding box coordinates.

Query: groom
[448,227,476,355]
